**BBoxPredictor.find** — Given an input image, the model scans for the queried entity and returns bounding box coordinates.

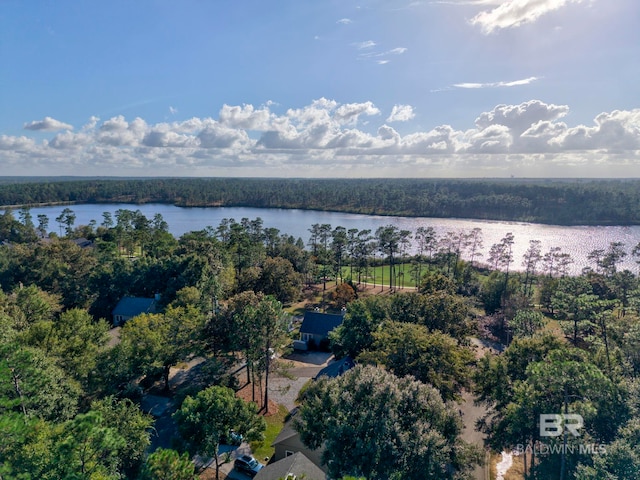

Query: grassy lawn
[342,263,421,289]
[250,404,289,462]
[284,267,424,317]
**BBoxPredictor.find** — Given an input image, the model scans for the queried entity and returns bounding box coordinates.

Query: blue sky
[1,0,639,177]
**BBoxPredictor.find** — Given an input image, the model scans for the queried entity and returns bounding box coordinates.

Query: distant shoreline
[2,177,640,226]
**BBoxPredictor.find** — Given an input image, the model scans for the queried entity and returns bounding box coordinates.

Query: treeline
[2,177,640,225]
[2,205,640,477]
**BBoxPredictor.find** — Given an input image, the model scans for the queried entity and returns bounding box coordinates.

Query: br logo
[539,414,584,437]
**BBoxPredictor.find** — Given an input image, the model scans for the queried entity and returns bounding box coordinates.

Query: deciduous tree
[295,365,481,479]
[91,396,154,476]
[21,308,109,384]
[115,303,205,391]
[361,321,474,401]
[330,296,389,359]
[53,410,126,480]
[255,256,302,304]
[173,385,265,480]
[141,448,197,480]
[508,309,548,339]
[0,342,81,422]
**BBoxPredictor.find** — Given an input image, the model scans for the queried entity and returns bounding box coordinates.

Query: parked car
[234,454,264,477]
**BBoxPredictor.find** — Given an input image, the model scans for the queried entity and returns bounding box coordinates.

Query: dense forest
[2,177,640,225]
[1,206,640,479]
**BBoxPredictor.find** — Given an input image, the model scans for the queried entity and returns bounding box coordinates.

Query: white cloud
[354,40,377,49]
[378,125,401,142]
[337,18,352,24]
[475,100,569,133]
[97,116,148,146]
[358,46,408,64]
[453,76,539,89]
[4,100,640,177]
[82,116,100,131]
[470,0,586,34]
[24,116,73,131]
[430,1,502,4]
[143,125,197,148]
[551,109,640,151]
[520,120,568,151]
[466,124,513,153]
[359,47,408,58]
[0,135,35,150]
[334,101,381,125]
[169,106,178,115]
[198,122,250,149]
[218,104,272,130]
[100,115,129,132]
[502,77,541,87]
[387,105,416,122]
[48,131,92,150]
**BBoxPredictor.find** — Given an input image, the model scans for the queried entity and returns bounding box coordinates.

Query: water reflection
[25,203,640,275]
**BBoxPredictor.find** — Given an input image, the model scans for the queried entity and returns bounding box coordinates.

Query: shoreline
[2,200,636,228]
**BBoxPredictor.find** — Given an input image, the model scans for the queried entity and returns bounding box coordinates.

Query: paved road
[460,390,489,480]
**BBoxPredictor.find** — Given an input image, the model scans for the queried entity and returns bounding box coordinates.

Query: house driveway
[268,351,333,411]
[197,443,255,480]
[200,351,334,478]
[459,390,488,480]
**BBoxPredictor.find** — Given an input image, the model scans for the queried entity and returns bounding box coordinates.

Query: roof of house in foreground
[255,452,326,480]
[272,419,298,446]
[111,296,156,317]
[299,311,344,336]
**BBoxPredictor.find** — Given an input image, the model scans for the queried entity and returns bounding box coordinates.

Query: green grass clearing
[250,404,289,462]
[342,263,422,289]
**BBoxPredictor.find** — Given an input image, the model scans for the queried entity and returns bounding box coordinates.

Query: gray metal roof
[272,419,298,446]
[111,297,157,317]
[299,311,344,337]
[255,452,326,480]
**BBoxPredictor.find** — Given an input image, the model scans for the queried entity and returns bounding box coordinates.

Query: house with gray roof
[111,296,158,325]
[297,310,344,350]
[271,419,325,473]
[255,452,326,480]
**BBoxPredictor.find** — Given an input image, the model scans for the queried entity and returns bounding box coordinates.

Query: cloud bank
[2,99,639,177]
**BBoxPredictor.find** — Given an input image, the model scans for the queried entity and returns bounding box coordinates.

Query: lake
[24,203,640,275]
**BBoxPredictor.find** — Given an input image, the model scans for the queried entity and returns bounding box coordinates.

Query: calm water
[24,203,640,275]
